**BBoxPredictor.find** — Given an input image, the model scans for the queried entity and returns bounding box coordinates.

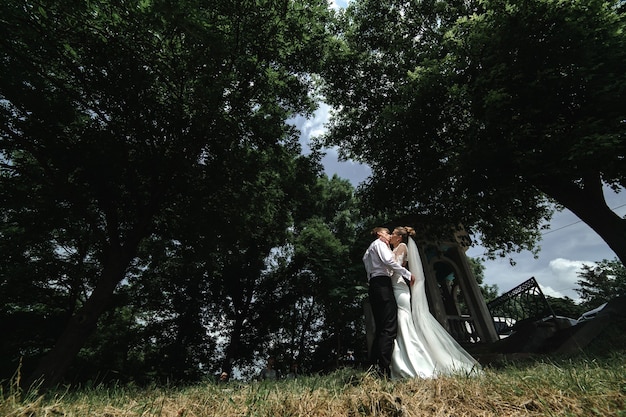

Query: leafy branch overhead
[320,0,626,262]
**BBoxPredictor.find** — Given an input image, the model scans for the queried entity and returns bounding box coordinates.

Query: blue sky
[295,102,625,304]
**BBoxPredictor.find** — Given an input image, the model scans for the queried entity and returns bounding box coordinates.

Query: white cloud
[548,258,594,288]
[541,258,595,301]
[300,103,330,141]
[328,0,350,10]
[539,284,570,300]
[291,102,330,154]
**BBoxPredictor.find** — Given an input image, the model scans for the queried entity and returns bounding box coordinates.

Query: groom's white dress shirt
[363,238,411,281]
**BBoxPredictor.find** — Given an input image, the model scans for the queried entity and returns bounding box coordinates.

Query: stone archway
[387,217,499,345]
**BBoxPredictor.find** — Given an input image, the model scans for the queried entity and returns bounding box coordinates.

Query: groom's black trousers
[368,275,397,375]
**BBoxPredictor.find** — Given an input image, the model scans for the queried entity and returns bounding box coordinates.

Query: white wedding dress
[390,237,480,379]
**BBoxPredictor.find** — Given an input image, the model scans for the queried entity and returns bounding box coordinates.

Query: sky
[295,103,625,304]
[329,0,350,10]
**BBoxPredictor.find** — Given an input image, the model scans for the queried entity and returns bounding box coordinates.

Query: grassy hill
[2,320,625,416]
[2,354,624,416]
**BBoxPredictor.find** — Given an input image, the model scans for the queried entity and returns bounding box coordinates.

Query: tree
[0,0,331,388]
[206,150,324,379]
[263,175,365,373]
[576,258,626,309]
[543,295,585,319]
[320,0,626,264]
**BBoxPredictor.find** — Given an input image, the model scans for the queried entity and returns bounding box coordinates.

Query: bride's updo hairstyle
[393,226,416,243]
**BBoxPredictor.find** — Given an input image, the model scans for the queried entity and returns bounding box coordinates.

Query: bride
[388,226,480,378]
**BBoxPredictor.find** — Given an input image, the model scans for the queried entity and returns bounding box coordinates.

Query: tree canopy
[320,0,626,263]
[0,0,337,388]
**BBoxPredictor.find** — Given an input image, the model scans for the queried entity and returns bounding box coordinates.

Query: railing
[486,277,555,335]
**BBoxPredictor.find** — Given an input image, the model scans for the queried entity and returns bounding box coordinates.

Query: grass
[1,354,625,417]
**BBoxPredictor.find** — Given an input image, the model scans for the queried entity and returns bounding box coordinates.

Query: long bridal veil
[406,237,481,375]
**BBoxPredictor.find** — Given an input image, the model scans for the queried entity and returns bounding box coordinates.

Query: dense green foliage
[320,0,626,262]
[576,258,626,309]
[0,0,348,388]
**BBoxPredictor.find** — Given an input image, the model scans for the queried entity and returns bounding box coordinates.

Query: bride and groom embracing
[363,226,480,379]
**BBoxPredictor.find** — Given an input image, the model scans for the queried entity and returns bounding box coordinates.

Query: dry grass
[2,355,625,417]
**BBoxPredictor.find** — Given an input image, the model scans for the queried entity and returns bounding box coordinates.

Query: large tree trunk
[25,245,137,391]
[536,175,626,265]
[222,274,257,379]
[222,317,243,379]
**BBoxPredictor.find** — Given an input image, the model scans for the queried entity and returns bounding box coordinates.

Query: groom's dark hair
[371,227,389,237]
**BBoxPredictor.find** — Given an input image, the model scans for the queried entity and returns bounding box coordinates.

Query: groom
[362,227,414,378]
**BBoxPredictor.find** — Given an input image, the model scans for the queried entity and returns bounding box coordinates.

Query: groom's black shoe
[366,365,386,379]
[366,364,391,379]
[377,366,391,380]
